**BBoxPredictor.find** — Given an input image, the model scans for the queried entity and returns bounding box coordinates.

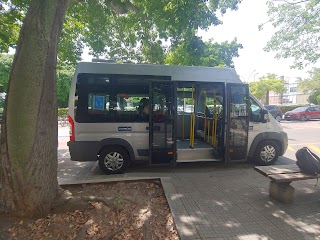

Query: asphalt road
[277,119,320,164]
[57,120,320,179]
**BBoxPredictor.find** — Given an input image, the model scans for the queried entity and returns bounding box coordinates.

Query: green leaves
[249,73,286,100]
[0,53,13,91]
[0,53,74,107]
[56,67,73,107]
[298,68,320,93]
[1,0,242,64]
[264,0,320,69]
[0,0,26,52]
[165,36,242,67]
[298,68,320,104]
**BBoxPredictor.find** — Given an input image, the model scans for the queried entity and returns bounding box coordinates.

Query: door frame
[224,83,250,165]
[148,80,177,165]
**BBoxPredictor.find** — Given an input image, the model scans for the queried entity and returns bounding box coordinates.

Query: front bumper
[284,115,298,120]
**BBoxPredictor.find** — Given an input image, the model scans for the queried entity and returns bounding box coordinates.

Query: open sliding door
[225,83,250,164]
[149,82,176,165]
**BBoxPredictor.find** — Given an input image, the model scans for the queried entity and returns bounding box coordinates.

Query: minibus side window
[75,83,150,123]
[250,97,262,122]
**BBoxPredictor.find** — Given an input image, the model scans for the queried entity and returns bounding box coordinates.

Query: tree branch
[273,0,310,5]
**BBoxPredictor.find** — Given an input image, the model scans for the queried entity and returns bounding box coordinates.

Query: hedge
[278,105,305,113]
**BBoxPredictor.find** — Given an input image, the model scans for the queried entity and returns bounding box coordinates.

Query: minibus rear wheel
[98,146,130,174]
[254,140,279,166]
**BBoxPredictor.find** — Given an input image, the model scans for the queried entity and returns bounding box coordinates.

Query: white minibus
[67,61,288,174]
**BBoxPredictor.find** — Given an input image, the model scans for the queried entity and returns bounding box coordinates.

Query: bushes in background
[278,105,305,113]
[58,108,68,119]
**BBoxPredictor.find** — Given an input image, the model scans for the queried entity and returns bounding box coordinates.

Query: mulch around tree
[0,180,179,240]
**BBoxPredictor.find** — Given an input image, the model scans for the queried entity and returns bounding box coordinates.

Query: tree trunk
[0,0,69,217]
[265,90,270,105]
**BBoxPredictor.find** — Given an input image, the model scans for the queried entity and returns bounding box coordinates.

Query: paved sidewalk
[58,162,320,240]
[161,168,320,240]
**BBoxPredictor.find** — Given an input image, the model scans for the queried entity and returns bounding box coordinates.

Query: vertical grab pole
[190,84,194,148]
[213,89,218,147]
[182,85,185,141]
[203,89,207,141]
[207,115,210,143]
[207,89,211,143]
[212,89,216,146]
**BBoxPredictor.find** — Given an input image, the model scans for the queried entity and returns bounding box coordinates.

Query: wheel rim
[276,116,282,122]
[104,152,124,171]
[260,145,276,163]
[301,115,306,121]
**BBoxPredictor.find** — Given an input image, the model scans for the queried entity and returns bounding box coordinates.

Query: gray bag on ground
[295,147,320,175]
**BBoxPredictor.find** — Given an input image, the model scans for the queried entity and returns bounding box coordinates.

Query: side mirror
[261,109,268,123]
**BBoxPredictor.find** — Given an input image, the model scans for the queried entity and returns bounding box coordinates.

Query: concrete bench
[254,165,317,204]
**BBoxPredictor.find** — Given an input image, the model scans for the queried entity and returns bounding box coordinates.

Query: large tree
[0,0,69,217]
[263,0,320,69]
[0,0,242,217]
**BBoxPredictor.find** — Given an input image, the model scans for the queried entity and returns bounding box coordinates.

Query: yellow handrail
[182,86,185,141]
[190,84,195,148]
[203,89,207,141]
[207,118,210,144]
[213,90,218,147]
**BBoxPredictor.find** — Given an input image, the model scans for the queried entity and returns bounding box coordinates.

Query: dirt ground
[0,180,179,240]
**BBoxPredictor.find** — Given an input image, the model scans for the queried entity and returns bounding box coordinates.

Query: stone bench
[254,165,317,204]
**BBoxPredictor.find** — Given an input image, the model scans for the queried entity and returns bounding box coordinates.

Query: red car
[284,105,320,121]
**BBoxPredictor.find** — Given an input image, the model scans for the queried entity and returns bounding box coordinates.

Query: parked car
[284,105,320,121]
[264,105,283,122]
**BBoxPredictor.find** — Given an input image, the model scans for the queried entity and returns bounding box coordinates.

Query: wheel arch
[98,138,135,162]
[248,132,284,158]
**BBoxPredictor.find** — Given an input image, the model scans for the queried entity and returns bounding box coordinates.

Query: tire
[275,115,282,122]
[98,146,130,174]
[254,140,279,166]
[300,115,307,121]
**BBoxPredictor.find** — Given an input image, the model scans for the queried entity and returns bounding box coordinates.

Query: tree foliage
[165,36,242,67]
[0,54,73,107]
[0,0,26,52]
[0,53,13,91]
[308,89,320,105]
[56,65,73,108]
[298,68,320,104]
[249,73,286,101]
[263,0,320,69]
[1,0,242,65]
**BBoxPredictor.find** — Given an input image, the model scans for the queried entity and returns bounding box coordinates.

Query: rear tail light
[68,115,75,141]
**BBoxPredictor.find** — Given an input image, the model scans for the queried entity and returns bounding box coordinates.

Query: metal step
[177,148,222,162]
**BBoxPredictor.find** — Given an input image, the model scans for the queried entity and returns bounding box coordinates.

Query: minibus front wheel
[98,146,130,174]
[254,140,279,166]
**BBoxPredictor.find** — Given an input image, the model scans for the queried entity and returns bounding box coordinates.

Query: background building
[268,76,309,105]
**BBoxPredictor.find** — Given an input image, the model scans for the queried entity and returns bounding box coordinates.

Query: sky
[198,0,312,83]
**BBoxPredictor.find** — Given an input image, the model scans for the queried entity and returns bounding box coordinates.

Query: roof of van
[75,61,243,84]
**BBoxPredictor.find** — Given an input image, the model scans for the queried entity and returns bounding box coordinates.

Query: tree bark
[265,90,270,105]
[0,0,69,217]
